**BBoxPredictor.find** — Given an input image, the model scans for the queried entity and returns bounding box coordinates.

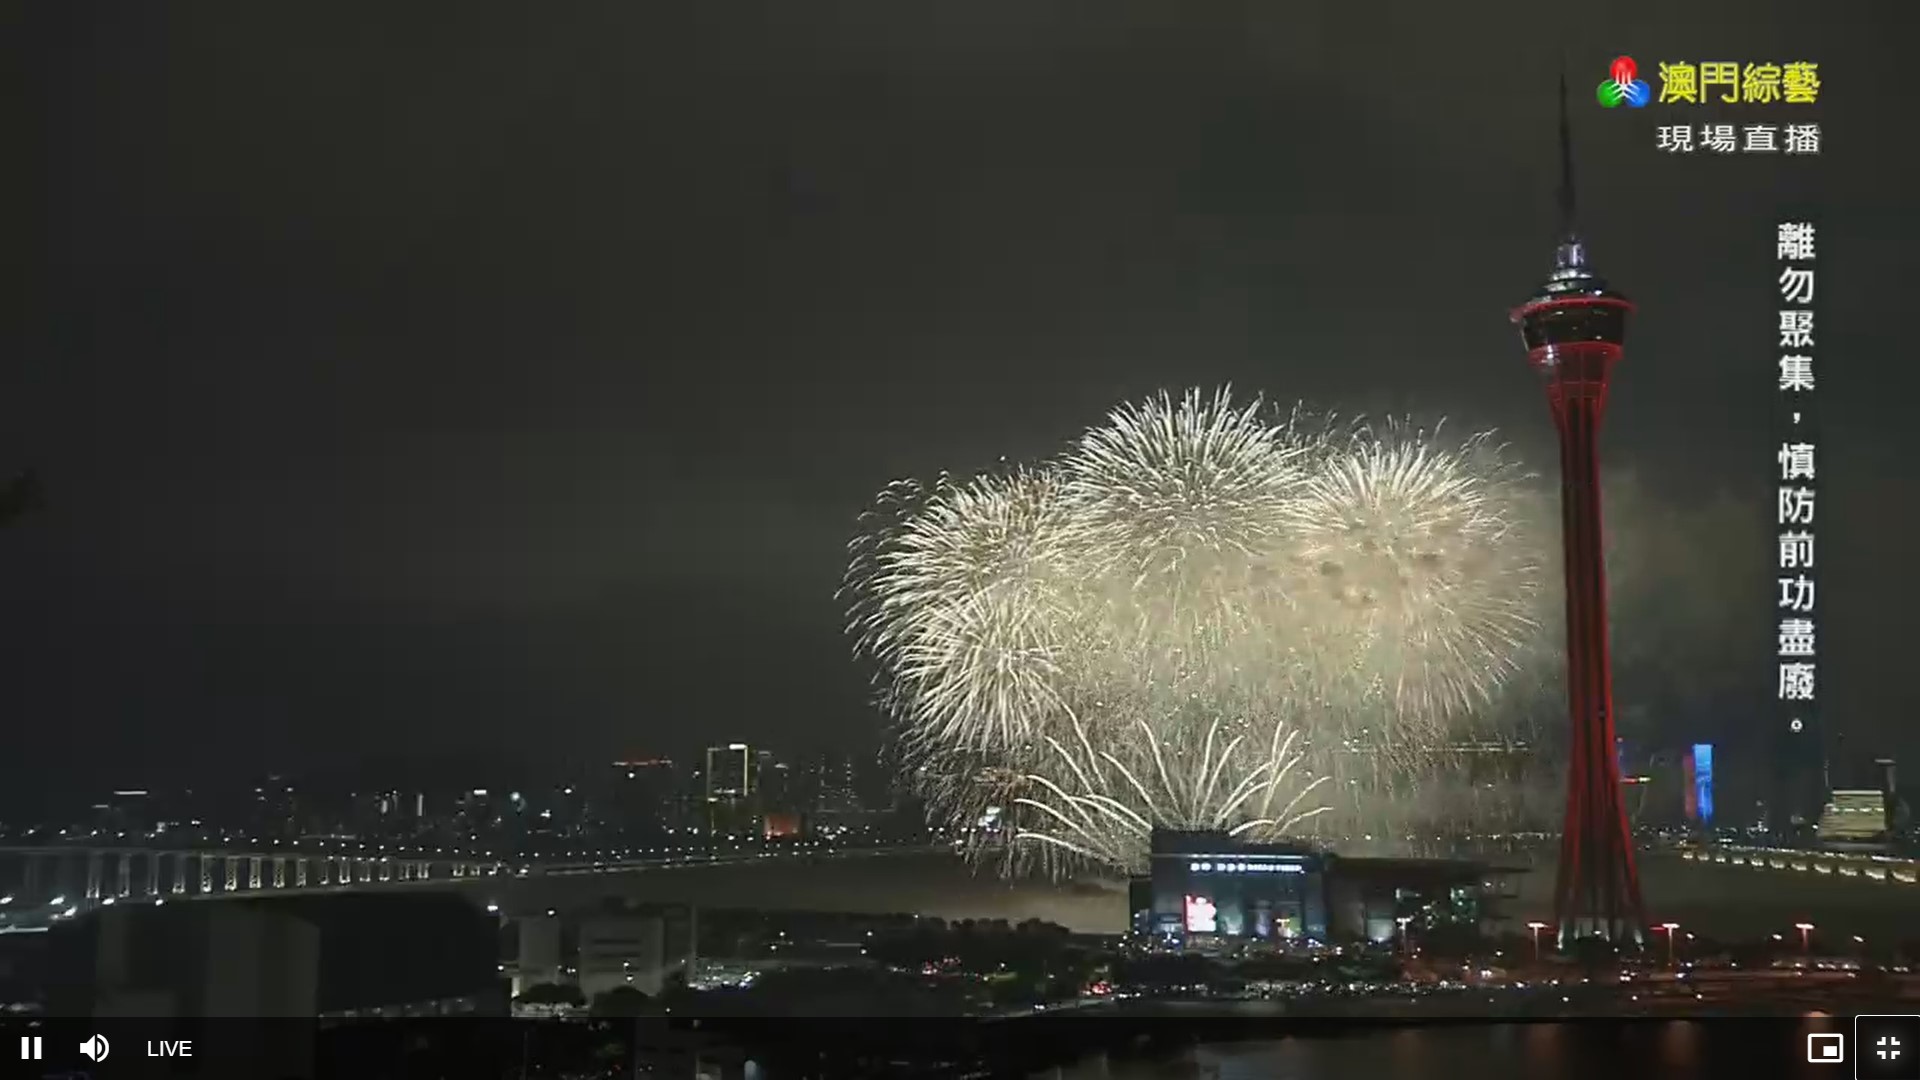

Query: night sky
[7,5,1906,803]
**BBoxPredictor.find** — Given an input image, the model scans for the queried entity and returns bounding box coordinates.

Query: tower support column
[1543,349,1646,944]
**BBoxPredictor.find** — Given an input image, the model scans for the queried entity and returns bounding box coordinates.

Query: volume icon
[19,1035,43,1060]
[80,1033,111,1062]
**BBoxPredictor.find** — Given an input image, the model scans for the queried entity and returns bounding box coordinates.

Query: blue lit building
[1690,743,1715,827]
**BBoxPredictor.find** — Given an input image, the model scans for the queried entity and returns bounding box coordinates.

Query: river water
[1040,1017,1854,1080]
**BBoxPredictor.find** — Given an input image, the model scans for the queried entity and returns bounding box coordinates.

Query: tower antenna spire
[1557,64,1577,241]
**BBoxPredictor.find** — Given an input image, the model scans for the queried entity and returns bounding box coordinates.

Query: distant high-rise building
[705,744,753,801]
[1688,744,1715,828]
[811,754,859,813]
[548,786,587,837]
[455,788,500,841]
[608,759,677,834]
[1875,757,1902,835]
[705,744,756,836]
[251,777,299,839]
[90,790,155,836]
[1817,789,1889,848]
[754,751,795,814]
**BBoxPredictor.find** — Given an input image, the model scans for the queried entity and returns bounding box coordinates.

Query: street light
[1658,922,1680,967]
[1794,922,1815,954]
[1527,921,1548,962]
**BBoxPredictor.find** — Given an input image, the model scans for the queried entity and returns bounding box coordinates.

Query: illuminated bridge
[0,843,507,917]
[0,838,931,926]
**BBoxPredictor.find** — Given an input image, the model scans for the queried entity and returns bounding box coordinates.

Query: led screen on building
[1691,743,1714,826]
[1183,894,1216,933]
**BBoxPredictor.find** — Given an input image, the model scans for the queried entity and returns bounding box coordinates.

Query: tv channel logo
[1597,56,1652,108]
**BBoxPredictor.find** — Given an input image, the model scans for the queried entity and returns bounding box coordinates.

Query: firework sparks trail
[1012,717,1332,874]
[842,387,1553,875]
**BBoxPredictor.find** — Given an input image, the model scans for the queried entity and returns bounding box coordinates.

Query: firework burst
[843,387,1550,875]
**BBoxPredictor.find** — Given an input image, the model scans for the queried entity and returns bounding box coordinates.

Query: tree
[514,982,586,1008]
[657,969,695,1011]
[589,985,653,1017]
[1567,935,1621,977]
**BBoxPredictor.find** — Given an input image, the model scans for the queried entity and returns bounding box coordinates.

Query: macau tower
[1510,72,1649,947]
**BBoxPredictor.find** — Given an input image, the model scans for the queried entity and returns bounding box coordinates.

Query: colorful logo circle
[1596,55,1651,108]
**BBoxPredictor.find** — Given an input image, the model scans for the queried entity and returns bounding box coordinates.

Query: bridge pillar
[84,852,103,903]
[271,856,286,889]
[169,853,187,895]
[114,853,132,898]
[198,854,213,894]
[9,852,31,904]
[417,860,430,880]
[144,852,160,897]
[223,855,240,892]
[295,858,308,888]
[247,856,263,891]
[9,851,51,905]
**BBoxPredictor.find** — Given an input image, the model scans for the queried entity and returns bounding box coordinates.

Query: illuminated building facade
[1132,830,1523,945]
[704,744,753,801]
[1817,789,1890,850]
[1139,830,1327,941]
[704,744,757,835]
[1689,743,1715,827]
